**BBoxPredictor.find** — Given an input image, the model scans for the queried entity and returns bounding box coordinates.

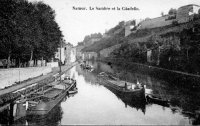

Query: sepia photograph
[0,0,200,125]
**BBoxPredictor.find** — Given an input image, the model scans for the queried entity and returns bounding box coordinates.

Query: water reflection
[0,91,76,125]
[82,61,200,125]
[104,84,147,114]
[76,65,98,84]
[14,103,63,125]
[0,61,200,125]
[0,105,13,125]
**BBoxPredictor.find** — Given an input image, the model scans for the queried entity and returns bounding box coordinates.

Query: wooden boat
[98,72,145,97]
[80,63,84,67]
[14,37,78,117]
[80,63,93,70]
[105,83,147,114]
[25,104,63,125]
[146,94,170,107]
[26,78,76,116]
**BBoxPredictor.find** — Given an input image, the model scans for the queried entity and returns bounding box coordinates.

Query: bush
[172,20,178,26]
[193,14,200,21]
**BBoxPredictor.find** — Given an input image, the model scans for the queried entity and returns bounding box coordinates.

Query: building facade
[76,45,84,60]
[137,4,200,30]
[125,20,137,37]
[64,43,74,64]
[55,42,75,64]
[177,4,200,23]
[82,52,98,60]
[55,48,65,64]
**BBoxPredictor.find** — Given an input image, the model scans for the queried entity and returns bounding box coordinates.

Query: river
[1,61,200,125]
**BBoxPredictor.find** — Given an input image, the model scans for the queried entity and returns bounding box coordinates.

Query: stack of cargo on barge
[22,76,76,116]
[97,72,145,98]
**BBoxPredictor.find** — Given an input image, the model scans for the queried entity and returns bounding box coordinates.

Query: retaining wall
[0,67,52,89]
[47,62,59,67]
[98,58,200,89]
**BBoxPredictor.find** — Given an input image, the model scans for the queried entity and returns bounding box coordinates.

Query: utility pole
[59,39,62,82]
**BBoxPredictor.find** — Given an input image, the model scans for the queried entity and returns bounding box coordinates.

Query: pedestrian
[125,82,127,90]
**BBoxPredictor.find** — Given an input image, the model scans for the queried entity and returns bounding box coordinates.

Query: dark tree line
[0,0,63,68]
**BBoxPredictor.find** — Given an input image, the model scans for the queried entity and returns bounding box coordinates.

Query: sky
[28,0,200,46]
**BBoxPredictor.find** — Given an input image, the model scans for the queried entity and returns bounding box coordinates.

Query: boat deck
[63,79,74,84]
[43,88,63,99]
[107,80,135,89]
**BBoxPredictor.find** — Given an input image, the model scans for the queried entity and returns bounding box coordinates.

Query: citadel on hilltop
[125,4,200,36]
[76,4,200,72]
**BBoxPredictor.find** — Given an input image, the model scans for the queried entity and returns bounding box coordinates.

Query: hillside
[111,18,200,74]
[81,21,125,52]
[81,16,200,53]
[127,18,200,44]
[80,15,200,74]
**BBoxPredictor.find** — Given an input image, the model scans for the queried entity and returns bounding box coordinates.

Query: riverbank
[0,62,77,103]
[97,58,200,89]
[0,67,52,89]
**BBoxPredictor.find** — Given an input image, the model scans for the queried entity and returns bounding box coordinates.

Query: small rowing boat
[146,94,170,107]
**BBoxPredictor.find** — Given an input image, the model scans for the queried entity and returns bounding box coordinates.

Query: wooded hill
[81,21,125,52]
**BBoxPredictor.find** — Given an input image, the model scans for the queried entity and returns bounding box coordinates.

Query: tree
[168,8,177,15]
[0,0,63,67]
[161,12,164,16]
[14,1,40,64]
[0,0,17,68]
[145,17,151,20]
[35,2,62,61]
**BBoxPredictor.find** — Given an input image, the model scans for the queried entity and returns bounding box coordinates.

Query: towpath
[0,62,77,96]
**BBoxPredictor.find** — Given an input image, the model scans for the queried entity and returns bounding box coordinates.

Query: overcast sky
[28,0,200,46]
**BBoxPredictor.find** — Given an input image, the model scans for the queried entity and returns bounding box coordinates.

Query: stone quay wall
[98,58,200,89]
[0,67,52,89]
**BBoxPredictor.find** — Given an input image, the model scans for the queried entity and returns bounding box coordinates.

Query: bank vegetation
[0,0,63,68]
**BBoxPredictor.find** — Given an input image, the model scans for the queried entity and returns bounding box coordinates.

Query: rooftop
[179,4,200,9]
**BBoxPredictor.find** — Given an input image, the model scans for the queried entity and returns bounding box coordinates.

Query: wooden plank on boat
[43,89,63,99]
[0,103,10,112]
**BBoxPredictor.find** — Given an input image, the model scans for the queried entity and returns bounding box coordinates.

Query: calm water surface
[1,61,200,125]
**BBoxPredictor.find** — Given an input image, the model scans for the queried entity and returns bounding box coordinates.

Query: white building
[177,4,200,23]
[55,48,66,64]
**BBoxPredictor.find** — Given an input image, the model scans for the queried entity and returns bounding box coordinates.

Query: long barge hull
[26,81,76,116]
[98,77,145,98]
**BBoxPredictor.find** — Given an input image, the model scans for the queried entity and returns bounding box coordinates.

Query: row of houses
[54,42,76,64]
[76,44,121,61]
[75,37,101,60]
